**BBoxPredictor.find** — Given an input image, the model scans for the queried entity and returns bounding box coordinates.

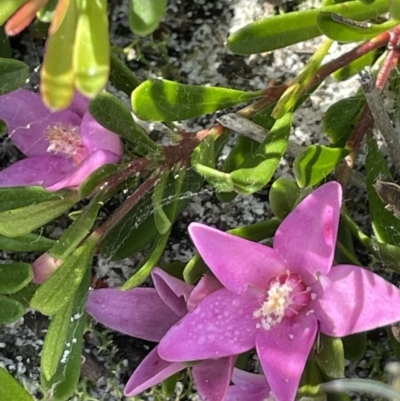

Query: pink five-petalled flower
[158,181,400,401]
[0,89,122,191]
[86,267,236,401]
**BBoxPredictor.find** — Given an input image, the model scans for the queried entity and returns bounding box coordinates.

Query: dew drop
[198,336,206,345]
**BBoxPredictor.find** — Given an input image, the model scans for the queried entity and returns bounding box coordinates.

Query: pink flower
[86,268,235,400]
[0,89,122,191]
[32,253,62,284]
[158,182,400,401]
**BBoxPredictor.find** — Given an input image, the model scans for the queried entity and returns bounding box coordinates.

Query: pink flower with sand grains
[158,182,400,401]
[0,89,122,191]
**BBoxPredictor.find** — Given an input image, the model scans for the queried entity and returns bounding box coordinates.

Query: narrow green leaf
[0,0,27,26]
[152,170,171,235]
[227,0,389,54]
[89,92,160,155]
[0,367,33,401]
[0,186,72,213]
[0,232,55,252]
[110,52,141,95]
[0,295,25,324]
[129,0,167,36]
[41,271,89,401]
[317,12,399,43]
[41,0,77,109]
[315,334,344,378]
[0,58,29,95]
[132,79,261,121]
[323,96,365,147]
[294,145,349,188]
[0,193,78,237]
[366,136,400,244]
[269,178,301,220]
[230,113,292,194]
[73,0,109,97]
[0,263,32,294]
[194,164,234,192]
[333,51,376,81]
[30,234,98,315]
[183,219,280,284]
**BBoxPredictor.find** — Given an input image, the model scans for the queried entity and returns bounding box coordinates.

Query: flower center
[45,124,86,164]
[253,272,313,330]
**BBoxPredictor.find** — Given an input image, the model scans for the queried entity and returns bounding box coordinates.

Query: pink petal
[124,347,185,397]
[80,112,123,156]
[189,223,287,295]
[0,89,82,156]
[151,267,193,317]
[256,313,318,401]
[32,253,62,284]
[273,181,341,278]
[86,287,181,342]
[313,264,400,337]
[187,274,223,312]
[0,156,73,187]
[226,385,271,401]
[158,288,260,362]
[68,92,89,118]
[44,149,120,191]
[192,357,236,401]
[231,369,270,392]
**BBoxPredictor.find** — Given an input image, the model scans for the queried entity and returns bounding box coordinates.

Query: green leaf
[0,263,32,294]
[230,113,293,194]
[194,164,234,192]
[317,12,399,43]
[183,219,280,284]
[89,92,160,156]
[37,0,58,22]
[0,294,25,324]
[366,136,400,244]
[0,58,29,95]
[342,332,367,361]
[131,79,261,121]
[30,234,98,315]
[73,0,109,97]
[333,51,376,81]
[41,271,89,401]
[9,283,38,308]
[100,168,203,260]
[390,0,400,19]
[129,0,168,36]
[294,145,349,188]
[315,334,344,378]
[0,232,55,252]
[227,0,389,54]
[0,0,27,26]
[110,52,141,96]
[323,96,365,146]
[152,170,171,235]
[0,367,33,401]
[0,186,72,213]
[269,178,300,220]
[0,192,78,237]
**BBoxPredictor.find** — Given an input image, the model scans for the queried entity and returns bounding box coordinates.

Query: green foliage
[0,58,28,94]
[129,0,168,36]
[0,367,33,401]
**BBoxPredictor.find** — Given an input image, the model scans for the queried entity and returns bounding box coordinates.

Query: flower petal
[192,356,236,401]
[256,313,318,401]
[231,369,270,392]
[313,264,400,337]
[226,385,271,401]
[124,347,185,397]
[32,253,62,284]
[0,89,82,156]
[273,181,341,277]
[86,287,181,342]
[189,223,287,295]
[80,112,123,156]
[44,149,120,191]
[158,288,259,362]
[0,156,73,187]
[187,274,223,312]
[68,92,89,118]
[151,267,193,317]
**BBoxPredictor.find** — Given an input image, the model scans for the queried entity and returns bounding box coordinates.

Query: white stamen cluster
[45,124,84,156]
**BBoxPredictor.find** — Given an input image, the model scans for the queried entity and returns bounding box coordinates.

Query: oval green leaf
[294,145,349,188]
[315,334,344,378]
[0,262,32,294]
[317,12,399,43]
[0,367,33,401]
[132,79,261,121]
[89,92,160,155]
[0,232,55,252]
[0,294,25,324]
[129,0,167,36]
[227,0,389,54]
[269,178,300,221]
[0,58,29,95]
